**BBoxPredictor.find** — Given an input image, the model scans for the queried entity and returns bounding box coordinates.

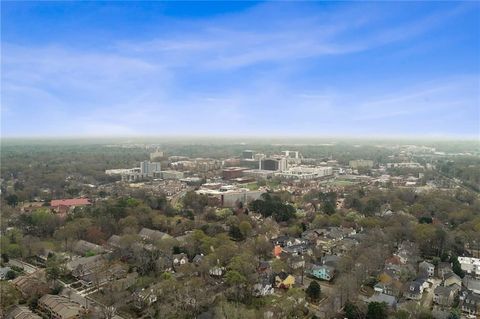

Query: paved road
[170,190,188,207]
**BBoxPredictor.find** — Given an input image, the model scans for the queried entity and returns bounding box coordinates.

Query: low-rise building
[419,260,435,278]
[12,275,49,298]
[458,257,480,278]
[307,264,335,281]
[275,272,295,289]
[433,285,456,307]
[72,240,106,256]
[38,294,84,319]
[138,228,172,242]
[6,305,42,319]
[405,279,428,300]
[460,291,480,317]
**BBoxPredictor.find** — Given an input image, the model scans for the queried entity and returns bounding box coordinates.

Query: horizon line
[1,134,479,142]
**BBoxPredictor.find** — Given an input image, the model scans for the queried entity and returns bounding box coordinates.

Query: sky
[1,1,479,138]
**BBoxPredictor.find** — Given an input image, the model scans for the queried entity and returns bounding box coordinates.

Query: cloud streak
[1,1,478,137]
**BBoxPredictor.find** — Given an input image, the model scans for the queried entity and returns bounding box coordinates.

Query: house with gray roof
[138,227,172,242]
[6,305,42,319]
[38,294,84,319]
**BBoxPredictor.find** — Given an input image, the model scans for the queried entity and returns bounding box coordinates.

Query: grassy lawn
[330,180,356,186]
[245,182,260,190]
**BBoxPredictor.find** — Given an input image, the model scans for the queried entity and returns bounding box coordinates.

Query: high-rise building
[349,160,374,169]
[140,161,161,176]
[260,157,288,171]
[242,150,255,160]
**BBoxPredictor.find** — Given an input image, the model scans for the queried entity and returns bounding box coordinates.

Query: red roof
[50,198,91,207]
[385,255,402,265]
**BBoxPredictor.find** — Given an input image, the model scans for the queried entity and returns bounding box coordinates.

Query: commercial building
[242,150,255,160]
[222,167,248,180]
[275,166,333,180]
[150,149,164,160]
[160,170,184,180]
[458,257,480,278]
[260,157,288,171]
[140,161,161,176]
[349,159,374,169]
[196,186,265,207]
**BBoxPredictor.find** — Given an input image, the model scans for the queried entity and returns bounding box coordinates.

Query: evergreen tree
[305,281,321,302]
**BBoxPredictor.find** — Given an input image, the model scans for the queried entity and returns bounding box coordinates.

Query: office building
[140,161,161,176]
[260,157,288,171]
[349,159,374,169]
[242,150,255,160]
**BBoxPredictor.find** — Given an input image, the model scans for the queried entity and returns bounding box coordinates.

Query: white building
[276,166,333,180]
[196,186,265,207]
[140,161,161,176]
[458,257,480,278]
[150,149,164,160]
[160,170,184,180]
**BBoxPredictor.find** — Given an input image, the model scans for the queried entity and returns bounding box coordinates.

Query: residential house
[192,254,204,264]
[444,271,462,287]
[6,305,42,319]
[12,275,49,298]
[463,277,480,294]
[321,255,340,267]
[437,262,452,278]
[460,291,480,317]
[72,240,106,256]
[106,235,122,250]
[287,256,305,270]
[273,245,282,257]
[308,264,335,281]
[253,276,274,297]
[433,285,456,307]
[272,235,290,247]
[0,266,12,280]
[282,243,312,256]
[37,294,85,319]
[66,255,106,280]
[257,261,272,275]
[394,241,417,265]
[66,254,125,285]
[133,286,159,308]
[138,227,172,242]
[419,261,435,278]
[405,279,428,300]
[272,236,307,248]
[367,293,397,308]
[332,237,358,255]
[50,198,91,215]
[156,255,173,272]
[373,280,402,297]
[209,265,225,277]
[275,272,295,289]
[172,253,189,266]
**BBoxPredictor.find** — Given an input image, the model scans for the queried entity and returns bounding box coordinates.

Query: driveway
[422,278,441,308]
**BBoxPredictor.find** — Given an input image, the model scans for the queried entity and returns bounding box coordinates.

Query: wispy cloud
[1,1,478,137]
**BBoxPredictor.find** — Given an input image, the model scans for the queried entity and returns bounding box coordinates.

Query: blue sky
[2,1,479,138]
